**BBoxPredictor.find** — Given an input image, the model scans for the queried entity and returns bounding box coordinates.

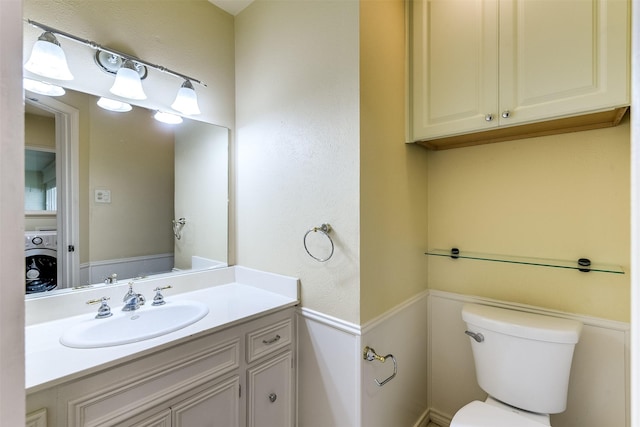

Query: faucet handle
[87,296,112,319]
[123,282,136,302]
[152,285,173,306]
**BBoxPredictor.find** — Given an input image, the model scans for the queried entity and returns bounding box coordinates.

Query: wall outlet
[95,189,111,203]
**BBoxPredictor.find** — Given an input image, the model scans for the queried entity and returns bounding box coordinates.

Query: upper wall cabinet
[408,0,630,149]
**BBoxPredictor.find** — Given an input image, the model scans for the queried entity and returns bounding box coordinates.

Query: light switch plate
[95,189,111,203]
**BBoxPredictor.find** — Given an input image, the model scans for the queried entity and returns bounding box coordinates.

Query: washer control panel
[25,231,57,250]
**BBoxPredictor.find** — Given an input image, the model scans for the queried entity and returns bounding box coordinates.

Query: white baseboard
[427,408,451,426]
[413,408,431,427]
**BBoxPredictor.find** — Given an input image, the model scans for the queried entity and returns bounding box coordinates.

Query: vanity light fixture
[23,78,66,96]
[24,19,206,110]
[97,97,132,112]
[154,111,183,125]
[171,80,201,115]
[109,59,147,100]
[24,31,74,81]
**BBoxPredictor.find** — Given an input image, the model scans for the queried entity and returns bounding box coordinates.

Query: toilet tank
[462,304,582,414]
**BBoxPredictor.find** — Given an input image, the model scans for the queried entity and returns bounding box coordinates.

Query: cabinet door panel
[122,409,171,427]
[499,0,629,125]
[412,0,499,140]
[172,376,240,427]
[247,352,293,427]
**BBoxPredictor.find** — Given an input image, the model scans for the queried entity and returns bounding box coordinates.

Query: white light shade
[24,32,74,81]
[109,60,147,100]
[171,80,201,115]
[23,78,65,96]
[97,97,132,112]
[154,111,183,124]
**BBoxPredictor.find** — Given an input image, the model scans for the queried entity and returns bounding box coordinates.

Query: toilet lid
[451,401,549,427]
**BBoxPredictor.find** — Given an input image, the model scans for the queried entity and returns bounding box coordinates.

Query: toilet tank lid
[462,304,582,344]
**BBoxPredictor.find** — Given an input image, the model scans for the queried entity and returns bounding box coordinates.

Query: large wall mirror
[24,87,229,298]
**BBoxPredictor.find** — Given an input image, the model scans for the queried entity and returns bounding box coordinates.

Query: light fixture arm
[25,19,207,88]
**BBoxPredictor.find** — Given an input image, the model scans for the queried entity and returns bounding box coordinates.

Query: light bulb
[23,78,66,96]
[154,111,183,124]
[97,97,132,112]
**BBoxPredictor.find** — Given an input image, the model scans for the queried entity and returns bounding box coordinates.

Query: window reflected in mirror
[25,148,57,212]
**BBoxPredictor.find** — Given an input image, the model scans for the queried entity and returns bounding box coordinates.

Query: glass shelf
[425,249,624,274]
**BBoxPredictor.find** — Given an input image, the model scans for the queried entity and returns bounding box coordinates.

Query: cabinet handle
[484,113,494,122]
[501,110,511,118]
[262,334,281,345]
[268,393,278,403]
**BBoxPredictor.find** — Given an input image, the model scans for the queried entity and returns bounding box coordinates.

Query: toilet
[450,303,582,427]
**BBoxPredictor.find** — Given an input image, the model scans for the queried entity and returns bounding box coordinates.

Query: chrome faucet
[122,282,146,311]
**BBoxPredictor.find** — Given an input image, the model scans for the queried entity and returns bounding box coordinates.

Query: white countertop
[26,266,299,393]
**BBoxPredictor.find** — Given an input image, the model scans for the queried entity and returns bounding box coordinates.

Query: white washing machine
[25,231,57,294]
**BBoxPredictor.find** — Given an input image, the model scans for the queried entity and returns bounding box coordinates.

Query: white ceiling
[208,0,253,16]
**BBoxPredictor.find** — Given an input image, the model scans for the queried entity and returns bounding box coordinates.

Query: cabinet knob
[484,114,494,122]
[268,393,278,403]
[501,110,511,118]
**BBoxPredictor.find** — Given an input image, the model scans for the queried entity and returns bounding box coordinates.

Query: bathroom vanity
[25,266,299,427]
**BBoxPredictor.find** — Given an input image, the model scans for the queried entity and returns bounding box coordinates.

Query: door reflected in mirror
[24,88,229,298]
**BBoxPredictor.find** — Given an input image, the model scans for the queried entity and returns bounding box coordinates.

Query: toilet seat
[451,401,550,427]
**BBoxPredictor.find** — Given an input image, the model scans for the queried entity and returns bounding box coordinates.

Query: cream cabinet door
[124,409,172,427]
[498,0,629,126]
[246,352,293,427]
[172,376,241,427]
[410,0,629,142]
[411,0,499,140]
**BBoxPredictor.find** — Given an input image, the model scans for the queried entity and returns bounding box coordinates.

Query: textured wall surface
[235,0,361,322]
[427,117,631,321]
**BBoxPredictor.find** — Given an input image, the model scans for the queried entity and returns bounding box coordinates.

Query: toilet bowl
[450,303,582,427]
[451,397,550,427]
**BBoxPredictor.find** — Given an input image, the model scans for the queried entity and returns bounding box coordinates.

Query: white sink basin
[60,300,209,349]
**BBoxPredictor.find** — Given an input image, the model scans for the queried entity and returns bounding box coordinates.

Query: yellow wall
[24,114,54,149]
[88,100,175,262]
[235,0,362,323]
[235,0,430,324]
[427,116,631,321]
[359,0,429,323]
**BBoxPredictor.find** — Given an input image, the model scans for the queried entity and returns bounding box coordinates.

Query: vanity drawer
[246,318,292,363]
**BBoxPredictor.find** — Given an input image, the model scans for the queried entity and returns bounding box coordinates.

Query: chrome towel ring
[303,223,334,262]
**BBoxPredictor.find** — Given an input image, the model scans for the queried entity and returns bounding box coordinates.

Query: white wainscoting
[296,309,362,427]
[296,291,429,427]
[428,290,630,427]
[296,290,627,427]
